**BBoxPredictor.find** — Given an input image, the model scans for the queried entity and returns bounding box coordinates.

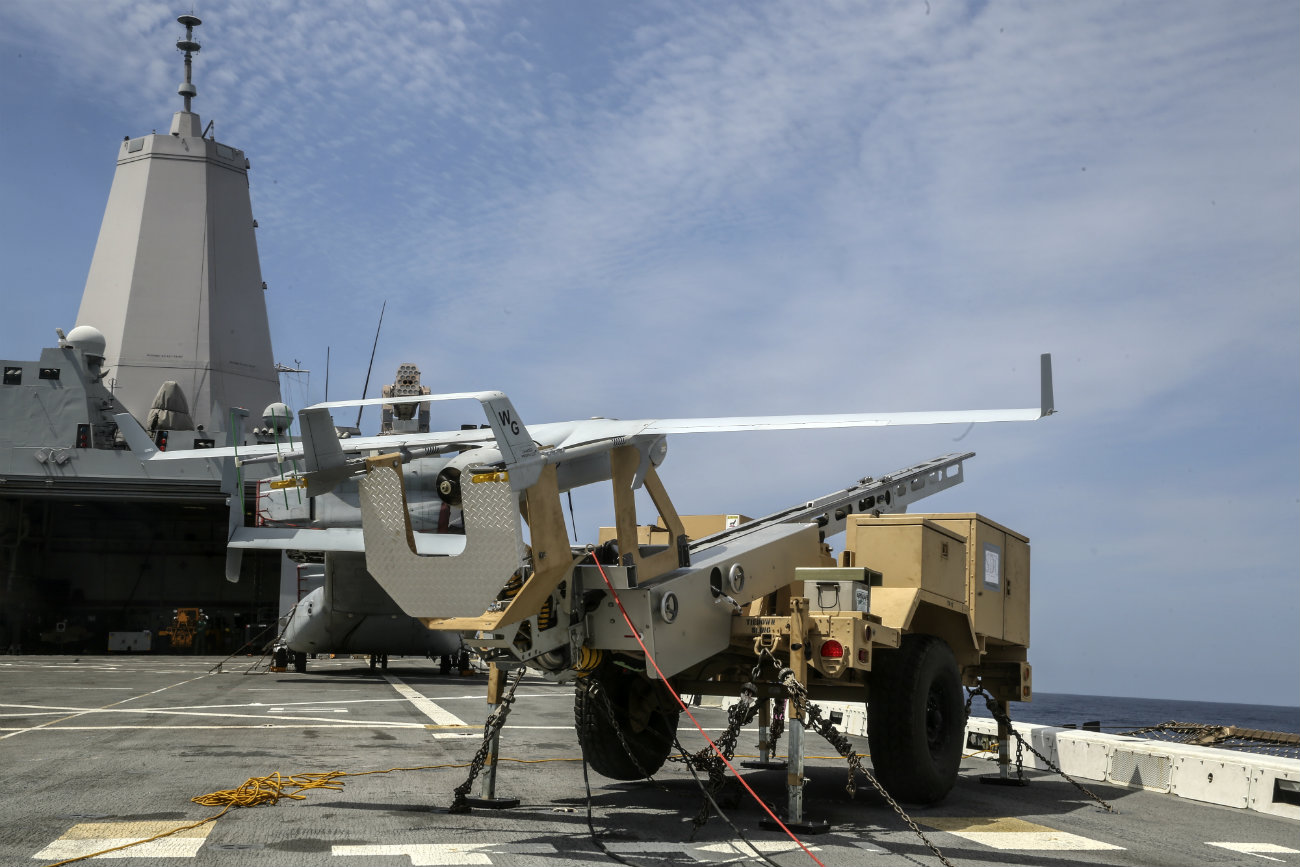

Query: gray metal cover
[359,465,524,618]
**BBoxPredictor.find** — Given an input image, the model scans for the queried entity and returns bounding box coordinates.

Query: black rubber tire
[867,634,966,804]
[574,672,679,780]
[292,652,307,673]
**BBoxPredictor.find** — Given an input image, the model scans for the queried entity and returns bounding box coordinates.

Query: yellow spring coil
[537,597,556,630]
[499,573,524,600]
[572,646,604,677]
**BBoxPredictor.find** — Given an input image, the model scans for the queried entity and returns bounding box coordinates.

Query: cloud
[1,0,1296,704]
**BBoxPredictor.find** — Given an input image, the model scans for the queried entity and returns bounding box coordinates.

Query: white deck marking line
[403,692,570,702]
[1208,842,1300,862]
[268,707,349,713]
[1,723,428,732]
[921,817,1124,852]
[384,675,469,726]
[0,722,771,735]
[34,820,213,860]
[144,698,408,710]
[946,832,1125,851]
[0,705,409,728]
[0,672,211,740]
[333,842,557,865]
[601,841,824,863]
[692,841,824,861]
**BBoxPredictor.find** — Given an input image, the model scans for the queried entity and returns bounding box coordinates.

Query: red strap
[589,557,824,867]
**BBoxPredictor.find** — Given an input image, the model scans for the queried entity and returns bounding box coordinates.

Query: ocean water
[970,691,1300,735]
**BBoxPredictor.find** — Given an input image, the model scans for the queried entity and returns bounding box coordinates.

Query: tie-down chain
[965,686,1116,813]
[449,666,527,813]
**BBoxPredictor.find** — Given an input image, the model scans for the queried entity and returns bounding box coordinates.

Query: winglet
[299,407,353,497]
[114,413,158,459]
[476,392,544,490]
[1040,353,1056,417]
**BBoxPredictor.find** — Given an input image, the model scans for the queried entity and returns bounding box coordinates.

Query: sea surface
[970,691,1300,735]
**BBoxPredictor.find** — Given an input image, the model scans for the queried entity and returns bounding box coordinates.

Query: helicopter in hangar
[117,356,1055,674]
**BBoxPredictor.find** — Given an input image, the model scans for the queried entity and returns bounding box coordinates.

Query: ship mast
[74,10,282,433]
[176,14,201,113]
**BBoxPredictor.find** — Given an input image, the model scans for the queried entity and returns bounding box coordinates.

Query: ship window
[127,138,145,153]
[39,367,61,380]
[3,366,20,385]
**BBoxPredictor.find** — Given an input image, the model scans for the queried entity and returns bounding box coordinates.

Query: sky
[0,0,1296,708]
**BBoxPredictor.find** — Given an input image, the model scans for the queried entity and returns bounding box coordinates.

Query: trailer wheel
[867,634,965,804]
[574,671,679,780]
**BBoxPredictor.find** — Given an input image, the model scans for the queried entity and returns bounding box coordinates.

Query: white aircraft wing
[117,355,1054,474]
[113,416,499,463]
[229,526,466,556]
[543,353,1055,444]
[638,406,1041,435]
[115,389,531,464]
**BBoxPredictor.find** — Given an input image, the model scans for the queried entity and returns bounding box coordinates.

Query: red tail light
[820,639,844,659]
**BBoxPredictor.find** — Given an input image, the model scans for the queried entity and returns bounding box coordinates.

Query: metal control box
[847,513,1029,646]
[927,514,1030,646]
[844,515,968,604]
[796,566,876,614]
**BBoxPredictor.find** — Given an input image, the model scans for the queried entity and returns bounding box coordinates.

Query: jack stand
[981,703,1028,787]
[759,598,830,835]
[742,697,788,771]
[461,664,520,809]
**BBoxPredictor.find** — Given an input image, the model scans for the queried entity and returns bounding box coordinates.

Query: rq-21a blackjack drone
[119,355,1054,808]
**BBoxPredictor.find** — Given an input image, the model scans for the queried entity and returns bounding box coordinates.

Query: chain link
[768,698,786,755]
[585,674,673,792]
[448,666,526,813]
[968,687,1116,813]
[668,681,759,832]
[777,669,957,867]
[750,648,785,757]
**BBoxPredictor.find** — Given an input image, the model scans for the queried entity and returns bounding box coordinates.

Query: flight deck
[2,655,1296,867]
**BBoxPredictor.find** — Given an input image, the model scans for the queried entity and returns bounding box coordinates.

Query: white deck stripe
[34,837,207,860]
[1207,842,1300,862]
[0,673,211,740]
[34,821,213,860]
[384,675,469,726]
[333,843,557,865]
[944,831,1124,851]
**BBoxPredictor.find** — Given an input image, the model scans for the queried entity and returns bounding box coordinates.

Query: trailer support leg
[742,696,787,771]
[981,697,1028,787]
[760,598,830,834]
[463,664,520,808]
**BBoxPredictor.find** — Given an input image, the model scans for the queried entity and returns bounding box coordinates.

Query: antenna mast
[175,14,202,113]
[356,301,387,431]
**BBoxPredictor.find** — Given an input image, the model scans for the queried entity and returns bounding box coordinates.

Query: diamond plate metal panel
[358,466,524,617]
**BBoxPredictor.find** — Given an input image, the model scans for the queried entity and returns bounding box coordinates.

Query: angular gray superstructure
[0,14,286,655]
[75,15,279,434]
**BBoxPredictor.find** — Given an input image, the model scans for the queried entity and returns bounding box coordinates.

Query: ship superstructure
[0,15,286,654]
[75,15,279,436]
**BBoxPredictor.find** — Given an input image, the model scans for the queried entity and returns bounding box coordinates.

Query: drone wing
[117,355,1054,492]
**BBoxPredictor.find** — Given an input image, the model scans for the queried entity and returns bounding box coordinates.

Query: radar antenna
[176,13,202,112]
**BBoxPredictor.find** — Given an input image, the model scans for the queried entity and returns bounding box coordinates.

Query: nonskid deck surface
[1,656,1295,866]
